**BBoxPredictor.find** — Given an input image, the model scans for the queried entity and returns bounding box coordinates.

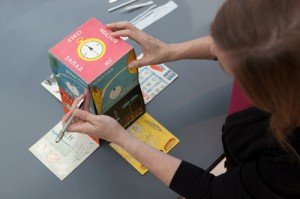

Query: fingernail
[73,109,78,115]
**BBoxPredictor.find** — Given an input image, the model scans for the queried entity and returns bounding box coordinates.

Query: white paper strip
[132,1,178,30]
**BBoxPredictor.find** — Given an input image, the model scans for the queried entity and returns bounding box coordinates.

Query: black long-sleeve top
[169,107,300,199]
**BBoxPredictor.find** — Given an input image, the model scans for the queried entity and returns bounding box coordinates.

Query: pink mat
[228,79,252,114]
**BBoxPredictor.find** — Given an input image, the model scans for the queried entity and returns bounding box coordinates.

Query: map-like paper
[41,74,61,101]
[29,121,99,180]
[138,63,178,104]
[110,113,180,174]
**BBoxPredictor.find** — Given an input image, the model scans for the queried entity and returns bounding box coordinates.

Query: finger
[82,89,91,112]
[62,111,73,127]
[83,88,89,97]
[67,122,94,134]
[128,57,149,68]
[71,94,85,110]
[74,109,97,123]
[67,122,89,132]
[73,112,81,123]
[111,30,145,47]
[106,21,134,30]
[110,29,142,43]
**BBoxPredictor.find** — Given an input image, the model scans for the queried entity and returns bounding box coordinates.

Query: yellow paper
[110,113,180,174]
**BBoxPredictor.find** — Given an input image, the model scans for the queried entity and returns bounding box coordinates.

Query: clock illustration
[66,81,80,97]
[56,73,85,98]
[91,66,137,114]
[109,86,122,100]
[77,37,106,61]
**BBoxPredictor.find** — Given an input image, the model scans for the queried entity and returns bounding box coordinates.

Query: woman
[63,0,300,198]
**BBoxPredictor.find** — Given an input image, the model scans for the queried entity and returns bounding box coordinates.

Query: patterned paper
[42,62,178,105]
[41,74,62,101]
[49,17,132,84]
[110,113,179,174]
[29,121,99,180]
[138,63,178,104]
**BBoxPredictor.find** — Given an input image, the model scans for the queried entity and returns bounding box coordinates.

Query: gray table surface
[0,0,232,198]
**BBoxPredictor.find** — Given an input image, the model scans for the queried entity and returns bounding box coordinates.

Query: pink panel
[228,79,252,114]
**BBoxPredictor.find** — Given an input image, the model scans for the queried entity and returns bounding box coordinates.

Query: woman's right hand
[106,21,171,68]
[62,95,127,143]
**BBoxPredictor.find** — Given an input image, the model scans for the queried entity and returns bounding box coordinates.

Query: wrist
[164,43,181,62]
[112,129,141,156]
[112,128,131,146]
[166,36,217,61]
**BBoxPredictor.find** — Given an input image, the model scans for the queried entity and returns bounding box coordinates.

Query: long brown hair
[211,0,300,159]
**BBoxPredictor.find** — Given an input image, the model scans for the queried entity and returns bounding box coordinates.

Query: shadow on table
[160,82,232,131]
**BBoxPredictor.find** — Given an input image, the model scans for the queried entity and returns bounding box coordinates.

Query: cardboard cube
[49,17,145,129]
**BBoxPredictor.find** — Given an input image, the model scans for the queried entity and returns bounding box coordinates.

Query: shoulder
[240,153,300,199]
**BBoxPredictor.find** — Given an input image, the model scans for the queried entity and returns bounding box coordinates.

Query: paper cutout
[110,113,179,174]
[131,1,178,30]
[41,74,62,101]
[29,121,99,180]
[42,60,178,104]
[138,62,178,104]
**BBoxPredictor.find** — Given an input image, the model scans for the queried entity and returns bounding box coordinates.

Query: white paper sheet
[138,63,178,103]
[29,121,99,180]
[132,1,178,30]
[120,0,177,40]
[41,74,62,101]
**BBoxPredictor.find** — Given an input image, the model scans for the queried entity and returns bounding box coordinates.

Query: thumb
[128,58,149,68]
[62,111,72,127]
[74,109,96,123]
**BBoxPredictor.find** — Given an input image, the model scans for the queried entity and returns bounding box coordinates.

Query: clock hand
[92,50,100,56]
[87,45,94,51]
[86,45,100,56]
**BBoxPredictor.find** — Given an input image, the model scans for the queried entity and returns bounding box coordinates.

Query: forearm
[114,129,182,186]
[166,35,216,61]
